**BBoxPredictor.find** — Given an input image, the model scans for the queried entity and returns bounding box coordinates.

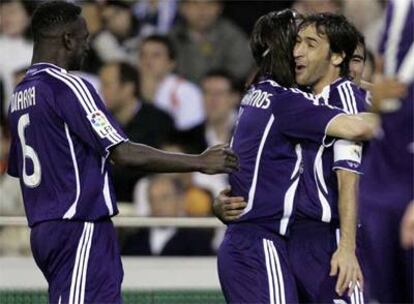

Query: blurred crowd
[0,0,387,256]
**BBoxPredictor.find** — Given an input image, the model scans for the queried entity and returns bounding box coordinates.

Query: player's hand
[213,188,246,222]
[198,144,239,174]
[370,78,407,112]
[401,201,414,249]
[329,247,364,297]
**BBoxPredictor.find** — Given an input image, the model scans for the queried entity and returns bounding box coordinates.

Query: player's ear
[62,31,75,51]
[331,51,345,67]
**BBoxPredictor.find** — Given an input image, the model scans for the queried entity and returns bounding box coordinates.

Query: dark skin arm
[110,142,239,174]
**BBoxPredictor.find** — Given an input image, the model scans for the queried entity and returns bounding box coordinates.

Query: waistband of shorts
[290,218,338,233]
[226,222,287,242]
[31,217,113,228]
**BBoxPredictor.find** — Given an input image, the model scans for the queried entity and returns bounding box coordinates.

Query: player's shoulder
[328,78,366,113]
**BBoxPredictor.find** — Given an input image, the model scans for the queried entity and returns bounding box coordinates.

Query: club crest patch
[88,110,115,138]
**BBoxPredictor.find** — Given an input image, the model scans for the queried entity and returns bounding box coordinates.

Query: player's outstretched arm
[110,142,239,174]
[326,114,376,141]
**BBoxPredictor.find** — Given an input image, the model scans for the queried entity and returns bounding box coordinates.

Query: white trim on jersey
[45,69,124,144]
[63,123,81,219]
[103,172,114,215]
[279,144,302,235]
[338,82,358,114]
[242,115,275,216]
[384,0,411,76]
[398,43,414,83]
[314,145,331,222]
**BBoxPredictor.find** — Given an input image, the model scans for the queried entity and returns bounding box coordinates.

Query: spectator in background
[0,68,28,256]
[181,70,238,153]
[132,0,178,37]
[100,61,175,202]
[93,0,139,64]
[293,0,342,14]
[0,0,36,114]
[124,174,215,256]
[169,0,254,83]
[138,34,205,131]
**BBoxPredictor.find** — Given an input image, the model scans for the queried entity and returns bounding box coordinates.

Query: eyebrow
[352,55,365,60]
[304,36,319,44]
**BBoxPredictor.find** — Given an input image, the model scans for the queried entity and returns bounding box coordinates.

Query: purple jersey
[296,78,367,224]
[7,63,128,227]
[228,78,343,236]
[361,0,414,212]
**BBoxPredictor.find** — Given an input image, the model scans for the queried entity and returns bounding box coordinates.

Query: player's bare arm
[110,142,239,175]
[330,169,364,296]
[326,114,376,141]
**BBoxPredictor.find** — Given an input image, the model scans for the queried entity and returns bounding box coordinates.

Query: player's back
[8,63,126,227]
[228,77,340,236]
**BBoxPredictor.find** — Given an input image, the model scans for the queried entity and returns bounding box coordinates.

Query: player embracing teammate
[214,5,411,304]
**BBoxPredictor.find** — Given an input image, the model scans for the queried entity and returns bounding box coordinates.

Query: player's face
[138,41,175,78]
[349,44,365,85]
[202,77,237,124]
[67,17,90,70]
[100,64,122,110]
[294,25,331,88]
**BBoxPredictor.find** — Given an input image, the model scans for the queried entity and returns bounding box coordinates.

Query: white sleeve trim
[322,113,346,147]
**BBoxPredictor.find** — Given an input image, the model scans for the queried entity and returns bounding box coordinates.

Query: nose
[293,42,303,59]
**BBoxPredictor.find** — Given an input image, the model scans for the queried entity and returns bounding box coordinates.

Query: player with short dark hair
[7,1,238,303]
[216,10,375,303]
[291,13,367,302]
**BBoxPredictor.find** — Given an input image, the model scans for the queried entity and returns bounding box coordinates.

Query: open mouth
[295,64,306,74]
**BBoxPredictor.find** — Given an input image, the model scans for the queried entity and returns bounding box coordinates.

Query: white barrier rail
[0,216,224,228]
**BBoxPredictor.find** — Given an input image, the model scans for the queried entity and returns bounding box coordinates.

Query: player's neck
[31,48,70,71]
[312,68,340,95]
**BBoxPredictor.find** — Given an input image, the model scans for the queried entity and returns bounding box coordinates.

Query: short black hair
[356,30,367,62]
[115,62,140,98]
[250,9,300,88]
[202,69,238,92]
[299,13,359,77]
[140,35,176,61]
[31,1,82,42]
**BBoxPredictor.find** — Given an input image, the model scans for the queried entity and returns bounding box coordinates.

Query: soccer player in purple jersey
[358,0,414,302]
[6,2,239,303]
[290,14,367,302]
[215,10,376,304]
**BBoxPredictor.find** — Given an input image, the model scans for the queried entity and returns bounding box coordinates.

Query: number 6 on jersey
[18,113,42,188]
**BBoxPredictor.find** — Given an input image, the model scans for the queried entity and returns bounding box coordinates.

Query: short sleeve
[47,70,128,157]
[272,90,343,144]
[332,139,363,174]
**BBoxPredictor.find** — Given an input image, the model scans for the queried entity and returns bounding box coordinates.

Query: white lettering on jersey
[10,87,36,113]
[241,89,272,110]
